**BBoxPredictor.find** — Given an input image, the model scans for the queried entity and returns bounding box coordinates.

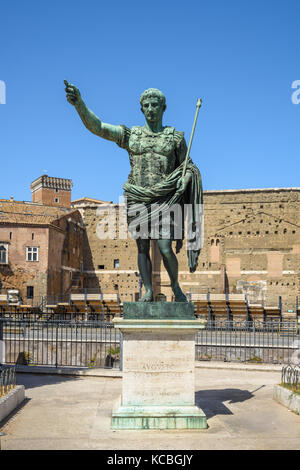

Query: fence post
[84,288,88,321]
[55,322,58,368]
[262,291,266,324]
[226,292,231,325]
[119,331,123,371]
[245,293,250,324]
[0,316,4,364]
[279,296,282,324]
[207,291,212,325]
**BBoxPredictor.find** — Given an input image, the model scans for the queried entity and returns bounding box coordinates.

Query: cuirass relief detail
[128,127,177,187]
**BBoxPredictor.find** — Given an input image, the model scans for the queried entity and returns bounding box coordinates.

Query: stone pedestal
[111,302,207,430]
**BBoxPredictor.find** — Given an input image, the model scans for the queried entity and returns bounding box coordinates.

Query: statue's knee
[160,247,172,258]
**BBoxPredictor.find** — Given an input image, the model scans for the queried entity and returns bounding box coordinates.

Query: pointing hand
[64,80,82,106]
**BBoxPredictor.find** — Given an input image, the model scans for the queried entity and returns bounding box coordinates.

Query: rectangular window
[55,198,59,203]
[114,259,120,269]
[98,265,105,270]
[26,247,39,262]
[27,286,34,299]
[0,244,8,264]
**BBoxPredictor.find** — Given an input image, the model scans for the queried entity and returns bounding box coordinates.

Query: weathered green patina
[64,81,203,303]
[123,301,194,320]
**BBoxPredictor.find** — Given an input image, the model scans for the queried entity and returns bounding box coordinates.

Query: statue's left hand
[176,174,191,196]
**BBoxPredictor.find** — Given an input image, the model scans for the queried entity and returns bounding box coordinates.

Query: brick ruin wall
[81,189,300,311]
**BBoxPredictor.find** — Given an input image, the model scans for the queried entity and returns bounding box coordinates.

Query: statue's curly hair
[140,88,166,109]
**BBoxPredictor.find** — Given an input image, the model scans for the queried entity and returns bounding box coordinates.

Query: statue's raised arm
[64,80,122,144]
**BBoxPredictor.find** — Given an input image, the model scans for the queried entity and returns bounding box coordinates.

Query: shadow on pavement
[16,372,82,390]
[195,388,256,419]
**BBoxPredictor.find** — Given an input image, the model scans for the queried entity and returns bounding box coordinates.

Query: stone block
[0,385,25,424]
[273,384,300,415]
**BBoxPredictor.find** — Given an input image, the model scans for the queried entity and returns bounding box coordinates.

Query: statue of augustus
[65,82,203,302]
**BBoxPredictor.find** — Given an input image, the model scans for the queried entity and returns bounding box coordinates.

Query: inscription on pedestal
[122,332,195,406]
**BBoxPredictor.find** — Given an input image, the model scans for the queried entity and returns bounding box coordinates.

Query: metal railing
[0,311,118,322]
[281,365,300,393]
[1,318,299,369]
[195,320,299,364]
[0,365,16,397]
[1,319,120,369]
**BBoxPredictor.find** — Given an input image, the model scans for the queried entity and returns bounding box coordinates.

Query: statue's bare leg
[136,239,154,302]
[157,239,187,302]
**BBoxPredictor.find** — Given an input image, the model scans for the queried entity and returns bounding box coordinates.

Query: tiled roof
[0,200,74,225]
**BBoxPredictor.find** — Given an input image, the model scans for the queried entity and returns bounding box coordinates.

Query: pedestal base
[111,302,207,430]
[112,404,207,430]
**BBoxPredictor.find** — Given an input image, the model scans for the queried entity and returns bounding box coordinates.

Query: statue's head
[140,88,166,122]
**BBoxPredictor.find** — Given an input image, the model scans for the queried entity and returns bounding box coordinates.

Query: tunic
[116,125,188,187]
[115,124,203,273]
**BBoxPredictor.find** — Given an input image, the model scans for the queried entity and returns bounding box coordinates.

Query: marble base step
[112,403,207,430]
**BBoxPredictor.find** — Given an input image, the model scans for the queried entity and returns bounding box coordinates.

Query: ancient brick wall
[48,211,85,296]
[81,189,300,310]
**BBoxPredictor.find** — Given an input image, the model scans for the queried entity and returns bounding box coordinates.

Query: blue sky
[0,0,299,203]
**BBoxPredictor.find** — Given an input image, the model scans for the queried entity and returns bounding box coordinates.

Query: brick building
[0,176,84,305]
[31,174,73,208]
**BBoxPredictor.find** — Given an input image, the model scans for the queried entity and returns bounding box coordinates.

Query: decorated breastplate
[127,126,177,187]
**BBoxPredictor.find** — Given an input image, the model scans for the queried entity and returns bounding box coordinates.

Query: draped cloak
[116,125,203,273]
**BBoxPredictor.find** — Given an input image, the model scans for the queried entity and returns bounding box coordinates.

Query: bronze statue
[64,81,203,302]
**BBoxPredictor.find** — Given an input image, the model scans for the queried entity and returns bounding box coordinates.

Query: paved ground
[0,366,299,450]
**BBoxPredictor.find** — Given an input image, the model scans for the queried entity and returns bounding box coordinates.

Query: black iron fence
[0,312,115,322]
[196,320,299,364]
[0,365,16,396]
[1,319,120,369]
[281,365,300,393]
[0,318,299,369]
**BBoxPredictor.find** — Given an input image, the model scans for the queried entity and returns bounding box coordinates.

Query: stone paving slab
[0,368,299,450]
